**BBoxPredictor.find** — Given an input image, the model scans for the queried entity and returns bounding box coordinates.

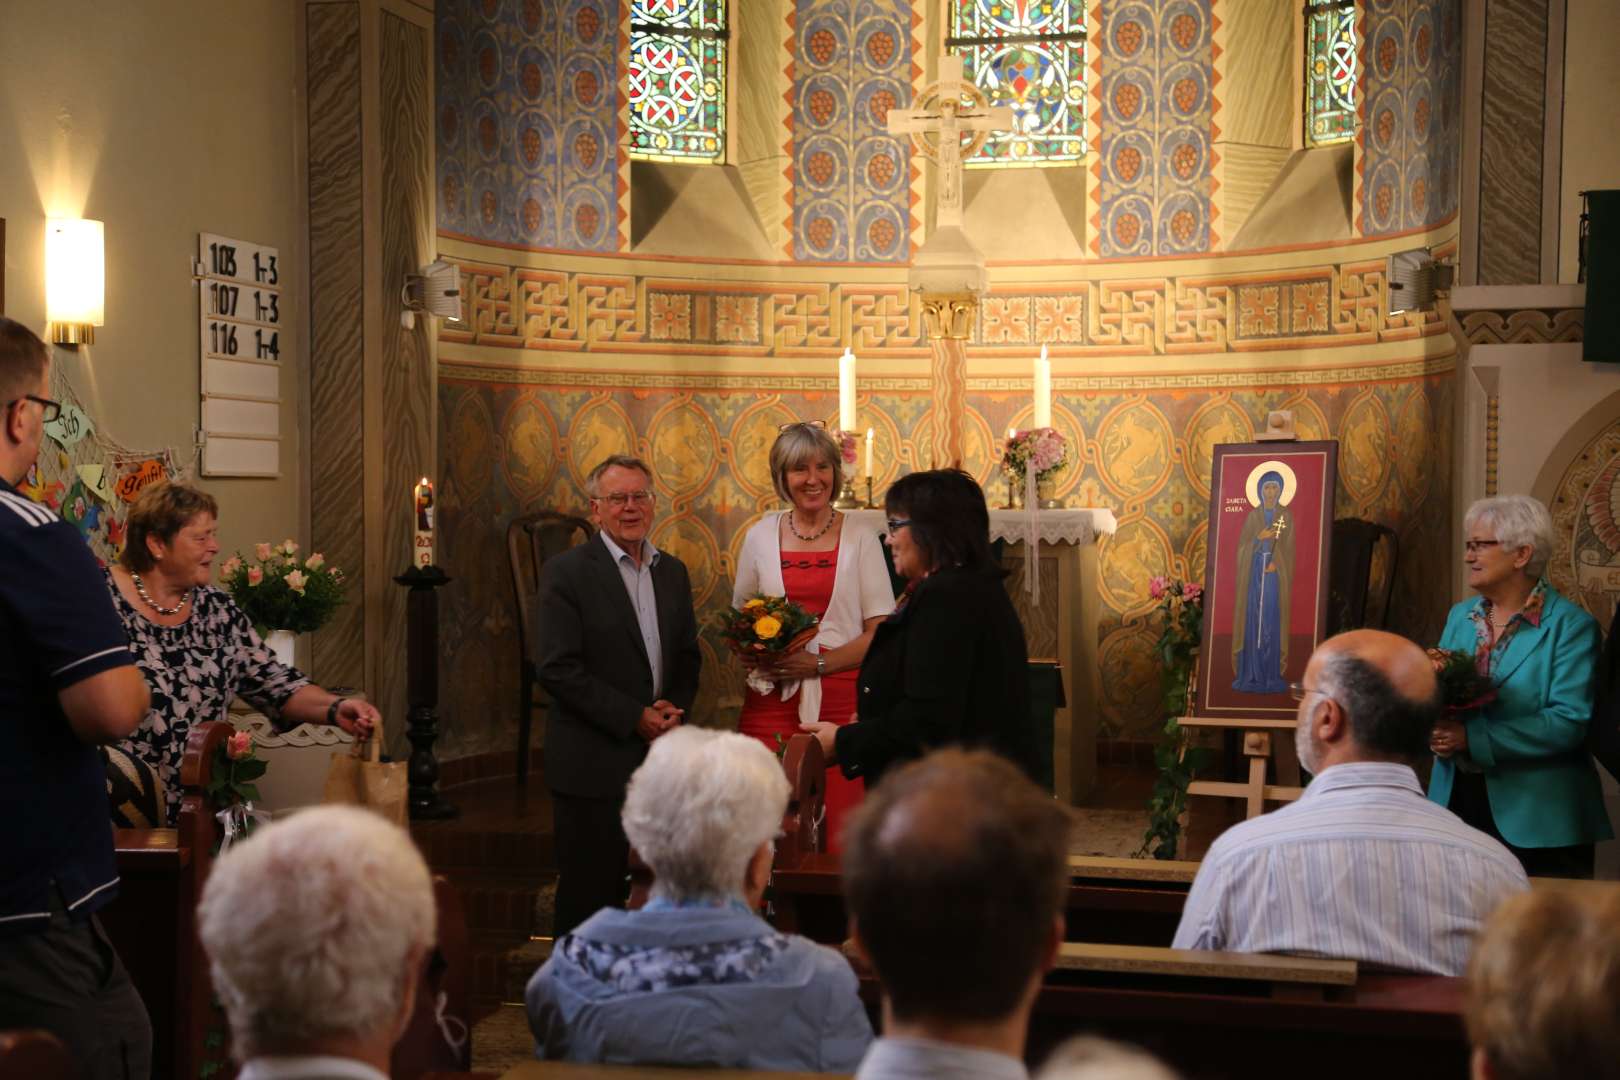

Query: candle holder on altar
[394,563,457,821]
[865,477,875,509]
[832,477,864,510]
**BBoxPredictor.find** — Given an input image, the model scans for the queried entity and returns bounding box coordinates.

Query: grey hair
[197,805,436,1062]
[586,454,654,498]
[1464,495,1556,579]
[621,726,790,903]
[1314,649,1438,762]
[770,424,844,505]
[1037,1036,1182,1080]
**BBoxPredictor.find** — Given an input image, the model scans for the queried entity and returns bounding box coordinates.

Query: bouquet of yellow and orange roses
[720,594,819,695]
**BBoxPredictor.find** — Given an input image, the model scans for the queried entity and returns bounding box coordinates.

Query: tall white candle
[1033,344,1052,429]
[838,348,857,432]
[865,427,874,478]
[413,476,435,568]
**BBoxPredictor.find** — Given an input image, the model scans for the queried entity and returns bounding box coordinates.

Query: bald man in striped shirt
[1173,629,1528,976]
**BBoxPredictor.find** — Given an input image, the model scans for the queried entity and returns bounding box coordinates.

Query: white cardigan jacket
[731,512,897,726]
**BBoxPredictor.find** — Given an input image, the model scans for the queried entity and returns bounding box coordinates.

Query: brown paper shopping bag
[323,716,408,827]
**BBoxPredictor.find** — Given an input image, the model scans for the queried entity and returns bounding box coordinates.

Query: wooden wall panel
[306,2,368,690]
[377,9,435,747]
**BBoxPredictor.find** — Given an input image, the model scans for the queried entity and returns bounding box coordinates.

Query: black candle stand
[394,564,458,820]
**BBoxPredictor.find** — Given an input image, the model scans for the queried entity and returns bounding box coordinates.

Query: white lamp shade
[46,219,105,327]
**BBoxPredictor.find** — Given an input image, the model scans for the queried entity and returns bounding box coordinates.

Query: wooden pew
[840,941,1467,1079]
[0,1030,78,1080]
[771,850,1197,947]
[103,720,229,1080]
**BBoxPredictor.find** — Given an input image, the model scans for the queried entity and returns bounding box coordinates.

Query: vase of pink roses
[219,539,347,667]
[1002,427,1070,508]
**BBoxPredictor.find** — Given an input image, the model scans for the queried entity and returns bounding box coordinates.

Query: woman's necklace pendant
[132,572,191,617]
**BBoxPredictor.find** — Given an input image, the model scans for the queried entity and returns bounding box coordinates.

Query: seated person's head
[1295,629,1439,774]
[622,726,789,908]
[1466,886,1620,1080]
[197,806,436,1064]
[842,748,1073,1025]
[1038,1036,1181,1080]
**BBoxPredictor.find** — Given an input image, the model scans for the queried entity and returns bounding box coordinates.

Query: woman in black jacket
[801,469,1038,787]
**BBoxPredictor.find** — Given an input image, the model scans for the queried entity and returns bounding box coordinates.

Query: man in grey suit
[534,455,701,937]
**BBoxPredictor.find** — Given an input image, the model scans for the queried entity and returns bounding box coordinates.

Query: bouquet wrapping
[721,594,820,696]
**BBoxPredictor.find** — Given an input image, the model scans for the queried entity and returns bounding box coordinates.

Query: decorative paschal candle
[413,477,435,568]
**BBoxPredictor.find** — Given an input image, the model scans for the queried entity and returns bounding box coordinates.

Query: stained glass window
[628,0,727,163]
[1305,1,1358,147]
[947,0,1087,168]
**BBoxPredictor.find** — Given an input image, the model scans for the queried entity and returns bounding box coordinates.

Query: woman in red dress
[732,423,896,851]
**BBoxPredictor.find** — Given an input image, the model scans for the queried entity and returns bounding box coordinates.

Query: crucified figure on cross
[886,56,1013,228]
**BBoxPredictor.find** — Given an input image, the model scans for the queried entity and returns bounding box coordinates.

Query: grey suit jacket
[531,534,701,798]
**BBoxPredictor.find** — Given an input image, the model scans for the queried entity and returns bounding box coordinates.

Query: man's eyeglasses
[596,490,655,508]
[778,420,828,432]
[885,518,912,537]
[1463,540,1502,554]
[4,395,61,424]
[1288,682,1330,703]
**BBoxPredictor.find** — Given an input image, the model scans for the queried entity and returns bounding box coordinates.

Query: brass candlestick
[865,477,875,508]
[832,476,863,510]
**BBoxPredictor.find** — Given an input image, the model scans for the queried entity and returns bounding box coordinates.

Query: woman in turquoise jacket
[1429,495,1613,878]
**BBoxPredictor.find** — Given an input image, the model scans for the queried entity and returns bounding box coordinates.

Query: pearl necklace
[786,508,838,542]
[132,572,191,616]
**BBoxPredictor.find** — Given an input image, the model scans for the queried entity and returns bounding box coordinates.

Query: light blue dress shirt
[1173,761,1529,975]
[855,1037,1029,1080]
[598,531,663,696]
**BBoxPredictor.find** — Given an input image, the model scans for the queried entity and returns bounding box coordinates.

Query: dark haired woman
[802,469,1038,786]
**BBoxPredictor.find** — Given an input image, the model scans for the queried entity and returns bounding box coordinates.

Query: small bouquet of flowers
[1002,427,1069,481]
[220,539,347,634]
[1426,647,1498,713]
[720,594,820,695]
[208,729,271,853]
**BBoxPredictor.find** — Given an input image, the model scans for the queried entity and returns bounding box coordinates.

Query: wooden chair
[1328,518,1400,633]
[0,1030,77,1080]
[507,510,594,785]
[104,720,230,1080]
[391,876,474,1079]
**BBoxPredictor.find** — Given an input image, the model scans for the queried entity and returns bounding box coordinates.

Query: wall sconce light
[46,218,105,346]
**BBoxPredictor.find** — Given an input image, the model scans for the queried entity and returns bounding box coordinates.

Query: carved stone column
[918,292,977,469]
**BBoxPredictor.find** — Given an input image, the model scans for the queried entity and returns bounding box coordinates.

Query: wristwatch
[326,696,350,725]
[815,655,826,677]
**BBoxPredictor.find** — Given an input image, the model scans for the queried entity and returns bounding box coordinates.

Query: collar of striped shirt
[1297,760,1423,799]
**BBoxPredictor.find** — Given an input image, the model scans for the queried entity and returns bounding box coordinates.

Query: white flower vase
[265,629,297,669]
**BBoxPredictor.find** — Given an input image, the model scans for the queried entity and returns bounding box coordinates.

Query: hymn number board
[197,232,282,477]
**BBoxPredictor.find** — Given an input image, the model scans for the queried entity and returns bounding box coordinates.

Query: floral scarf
[1467,578,1547,677]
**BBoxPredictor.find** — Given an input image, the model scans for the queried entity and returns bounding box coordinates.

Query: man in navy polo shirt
[0,317,153,1079]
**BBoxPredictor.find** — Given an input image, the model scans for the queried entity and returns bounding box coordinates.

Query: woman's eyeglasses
[1463,540,1502,554]
[885,518,912,537]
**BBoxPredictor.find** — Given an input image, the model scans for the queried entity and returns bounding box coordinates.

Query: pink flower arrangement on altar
[831,429,858,466]
[1002,427,1069,481]
[1150,576,1203,604]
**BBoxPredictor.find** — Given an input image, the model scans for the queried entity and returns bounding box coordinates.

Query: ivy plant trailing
[1138,576,1212,860]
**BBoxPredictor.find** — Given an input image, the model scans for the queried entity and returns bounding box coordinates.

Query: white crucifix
[887,56,1014,229]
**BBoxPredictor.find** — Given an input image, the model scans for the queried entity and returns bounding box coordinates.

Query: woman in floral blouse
[1429,494,1612,878]
[105,482,378,825]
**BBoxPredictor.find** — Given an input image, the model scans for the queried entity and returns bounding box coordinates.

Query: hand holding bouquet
[1426,648,1498,713]
[721,594,820,695]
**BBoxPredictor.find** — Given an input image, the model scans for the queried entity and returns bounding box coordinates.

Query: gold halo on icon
[1244,460,1298,507]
